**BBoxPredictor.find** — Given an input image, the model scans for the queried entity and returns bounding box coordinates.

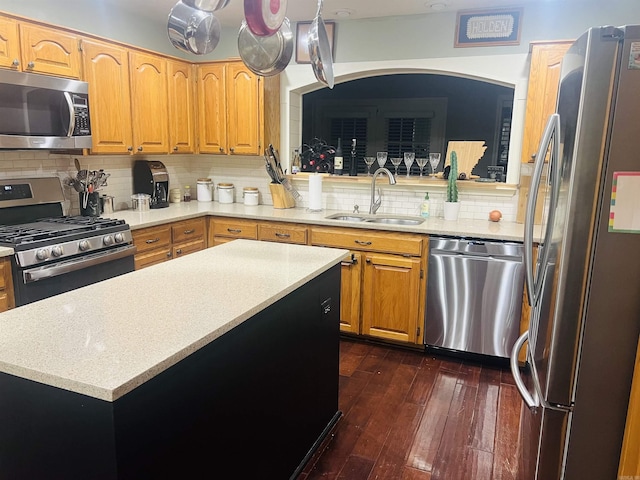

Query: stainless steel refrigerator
[510,25,640,480]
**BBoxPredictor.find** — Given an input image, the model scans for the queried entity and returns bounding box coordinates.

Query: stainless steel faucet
[369,167,396,214]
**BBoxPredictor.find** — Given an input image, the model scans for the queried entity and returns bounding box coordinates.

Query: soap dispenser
[420,193,430,218]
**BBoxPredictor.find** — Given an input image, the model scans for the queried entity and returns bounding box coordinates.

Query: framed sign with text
[455,8,523,47]
[296,21,335,63]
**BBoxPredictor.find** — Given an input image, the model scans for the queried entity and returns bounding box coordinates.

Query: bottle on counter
[420,192,430,218]
[333,138,343,175]
[291,148,301,174]
[349,138,358,176]
[183,185,191,202]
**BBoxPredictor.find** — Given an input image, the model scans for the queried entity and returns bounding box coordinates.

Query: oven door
[13,245,135,306]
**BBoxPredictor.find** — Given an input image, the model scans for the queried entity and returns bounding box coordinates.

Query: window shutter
[330,118,368,174]
[385,117,432,158]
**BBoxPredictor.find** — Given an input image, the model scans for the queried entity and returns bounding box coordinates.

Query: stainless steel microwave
[0,69,92,149]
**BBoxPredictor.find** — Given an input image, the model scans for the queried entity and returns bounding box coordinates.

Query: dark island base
[0,265,341,479]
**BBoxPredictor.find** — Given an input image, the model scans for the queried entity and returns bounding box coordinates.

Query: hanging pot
[181,0,230,11]
[167,1,221,55]
[244,0,288,36]
[307,0,334,89]
[238,18,293,77]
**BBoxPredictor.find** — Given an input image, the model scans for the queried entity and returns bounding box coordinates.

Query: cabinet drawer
[258,223,308,245]
[212,219,258,239]
[311,227,423,256]
[173,238,206,258]
[132,225,172,254]
[134,247,172,270]
[0,261,6,290]
[172,218,206,244]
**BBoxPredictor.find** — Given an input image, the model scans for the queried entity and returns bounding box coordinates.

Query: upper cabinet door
[0,17,20,70]
[168,60,195,154]
[197,63,227,154]
[226,61,261,155]
[19,23,80,78]
[130,51,169,154]
[81,38,133,154]
[521,41,573,163]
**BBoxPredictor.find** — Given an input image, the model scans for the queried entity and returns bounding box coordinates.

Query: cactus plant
[446,151,459,203]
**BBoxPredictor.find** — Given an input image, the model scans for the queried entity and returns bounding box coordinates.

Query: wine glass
[390,157,402,177]
[364,156,375,176]
[428,153,441,178]
[376,152,388,170]
[416,157,428,177]
[403,152,415,177]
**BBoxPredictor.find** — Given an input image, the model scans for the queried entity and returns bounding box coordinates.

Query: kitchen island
[0,240,348,479]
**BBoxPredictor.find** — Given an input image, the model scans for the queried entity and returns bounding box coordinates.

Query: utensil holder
[80,192,101,217]
[269,183,295,209]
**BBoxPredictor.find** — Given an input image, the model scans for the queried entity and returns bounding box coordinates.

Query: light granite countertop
[110,201,531,242]
[0,247,12,258]
[0,240,348,402]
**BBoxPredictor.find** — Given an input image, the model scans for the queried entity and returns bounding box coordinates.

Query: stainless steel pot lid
[244,0,288,36]
[181,0,230,11]
[238,18,293,77]
[168,1,221,55]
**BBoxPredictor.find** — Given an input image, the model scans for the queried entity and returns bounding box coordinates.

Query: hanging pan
[181,0,230,11]
[238,17,293,77]
[167,1,221,55]
[307,0,334,89]
[244,0,288,36]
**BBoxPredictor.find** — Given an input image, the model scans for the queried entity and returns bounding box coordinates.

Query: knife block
[269,183,296,209]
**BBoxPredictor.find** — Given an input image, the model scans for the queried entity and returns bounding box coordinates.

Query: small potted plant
[443,151,461,221]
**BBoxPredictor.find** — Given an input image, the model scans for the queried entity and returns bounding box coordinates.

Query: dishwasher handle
[430,249,522,262]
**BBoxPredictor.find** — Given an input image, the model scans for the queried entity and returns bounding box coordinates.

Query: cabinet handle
[176,248,183,255]
[127,146,133,152]
[355,240,372,246]
[227,228,241,234]
[184,229,195,234]
[366,258,372,263]
[341,254,358,266]
[167,251,172,258]
[11,59,19,67]
[173,146,178,152]
[27,61,35,69]
[275,232,290,239]
[219,147,225,153]
[229,147,235,153]
[137,146,143,152]
[146,238,160,244]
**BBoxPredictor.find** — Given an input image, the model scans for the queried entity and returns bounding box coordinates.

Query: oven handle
[22,245,136,283]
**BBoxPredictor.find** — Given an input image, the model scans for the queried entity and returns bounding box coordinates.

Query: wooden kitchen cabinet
[208,217,258,246]
[0,257,15,313]
[258,222,308,245]
[619,339,640,479]
[167,59,196,154]
[0,16,20,70]
[311,226,427,345]
[133,218,206,269]
[129,51,169,154]
[81,38,133,154]
[171,218,206,259]
[197,60,280,155]
[19,23,81,78]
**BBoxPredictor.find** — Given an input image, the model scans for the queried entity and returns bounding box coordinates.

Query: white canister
[217,183,234,204]
[243,187,259,206]
[169,188,182,203]
[197,178,213,202]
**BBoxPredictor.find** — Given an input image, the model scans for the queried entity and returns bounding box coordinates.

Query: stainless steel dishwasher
[425,237,524,358]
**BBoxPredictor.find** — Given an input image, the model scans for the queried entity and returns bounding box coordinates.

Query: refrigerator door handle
[524,113,560,306]
[510,331,539,410]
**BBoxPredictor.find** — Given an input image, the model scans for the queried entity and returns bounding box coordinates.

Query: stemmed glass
[376,152,388,170]
[416,157,428,177]
[364,157,375,176]
[428,153,441,178]
[403,152,415,177]
[390,157,402,177]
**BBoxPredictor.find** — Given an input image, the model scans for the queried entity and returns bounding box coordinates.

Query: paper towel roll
[308,174,323,211]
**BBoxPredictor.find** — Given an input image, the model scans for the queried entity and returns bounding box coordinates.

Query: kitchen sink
[325,213,425,225]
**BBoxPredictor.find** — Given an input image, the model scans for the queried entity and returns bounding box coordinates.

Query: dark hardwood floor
[301,338,523,480]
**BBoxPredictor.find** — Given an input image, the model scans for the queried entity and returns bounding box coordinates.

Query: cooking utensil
[181,0,230,11]
[308,0,334,89]
[244,0,288,37]
[268,144,301,199]
[238,18,293,77]
[74,158,81,173]
[264,151,280,183]
[168,1,221,55]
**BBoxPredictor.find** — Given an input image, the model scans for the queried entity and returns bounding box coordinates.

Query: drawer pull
[183,229,195,234]
[275,232,291,239]
[227,228,242,234]
[146,238,160,244]
[355,240,372,246]
[176,248,183,255]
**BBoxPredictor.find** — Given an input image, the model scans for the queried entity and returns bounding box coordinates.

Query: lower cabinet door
[134,247,172,270]
[340,252,362,334]
[173,239,206,259]
[361,252,421,343]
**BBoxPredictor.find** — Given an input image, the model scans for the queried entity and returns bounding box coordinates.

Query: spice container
[217,183,234,204]
[243,187,259,206]
[183,186,191,202]
[169,188,182,203]
[197,178,213,202]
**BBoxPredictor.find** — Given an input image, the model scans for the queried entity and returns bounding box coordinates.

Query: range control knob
[51,246,64,257]
[103,235,114,246]
[114,233,125,244]
[36,249,50,260]
[78,240,91,251]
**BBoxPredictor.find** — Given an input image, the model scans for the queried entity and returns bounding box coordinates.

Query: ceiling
[108,0,580,28]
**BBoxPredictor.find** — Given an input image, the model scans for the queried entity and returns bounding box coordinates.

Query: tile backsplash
[0,151,519,222]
